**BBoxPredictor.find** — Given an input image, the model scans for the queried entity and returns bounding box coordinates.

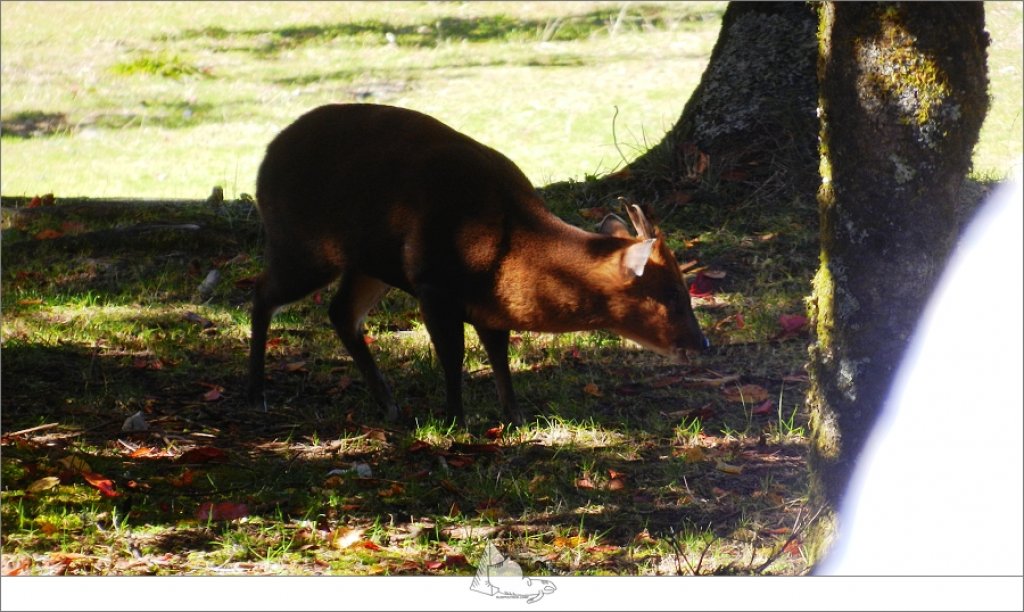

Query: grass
[0,1,725,197]
[1,0,1021,581]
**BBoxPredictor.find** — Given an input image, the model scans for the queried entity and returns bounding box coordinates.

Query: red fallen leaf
[132,356,164,370]
[360,426,388,442]
[202,387,223,402]
[397,560,421,573]
[378,482,405,498]
[34,228,63,240]
[364,334,375,345]
[265,337,284,349]
[688,271,715,297]
[82,472,119,497]
[312,291,323,305]
[607,478,627,491]
[783,539,802,558]
[715,313,745,331]
[361,540,383,551]
[484,424,504,440]
[129,446,159,458]
[576,477,596,489]
[177,446,227,464]
[170,468,197,487]
[445,455,474,468]
[2,556,32,576]
[608,469,626,479]
[424,560,445,571]
[196,501,249,521]
[777,313,809,339]
[752,399,774,415]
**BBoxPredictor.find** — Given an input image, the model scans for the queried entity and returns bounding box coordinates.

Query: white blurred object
[819,168,1024,575]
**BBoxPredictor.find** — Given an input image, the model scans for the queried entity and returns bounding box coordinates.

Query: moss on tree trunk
[806,1,989,561]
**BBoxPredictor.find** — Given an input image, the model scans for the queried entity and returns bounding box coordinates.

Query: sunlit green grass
[0,1,725,198]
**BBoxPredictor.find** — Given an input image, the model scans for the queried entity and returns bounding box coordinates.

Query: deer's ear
[621,238,656,278]
[598,214,633,239]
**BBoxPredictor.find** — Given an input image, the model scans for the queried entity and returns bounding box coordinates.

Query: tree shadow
[0,111,72,139]
[168,6,722,56]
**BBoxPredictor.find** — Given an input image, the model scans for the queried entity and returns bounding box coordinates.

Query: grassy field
[0,1,726,198]
[1,0,1021,583]
[3,2,1019,198]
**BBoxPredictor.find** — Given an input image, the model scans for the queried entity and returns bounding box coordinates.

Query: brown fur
[248,104,707,424]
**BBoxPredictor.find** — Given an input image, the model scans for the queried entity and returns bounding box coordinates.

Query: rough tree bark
[626,1,820,211]
[806,2,989,559]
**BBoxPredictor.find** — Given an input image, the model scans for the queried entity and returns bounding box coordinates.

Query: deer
[248,103,709,426]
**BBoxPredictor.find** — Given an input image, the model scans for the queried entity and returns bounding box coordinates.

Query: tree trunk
[806,1,989,560]
[626,1,820,212]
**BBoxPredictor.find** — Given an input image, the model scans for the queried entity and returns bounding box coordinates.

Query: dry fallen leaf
[27,476,61,493]
[675,446,706,463]
[723,384,770,403]
[553,535,585,548]
[634,529,656,544]
[57,456,91,474]
[201,387,223,402]
[196,501,249,521]
[82,472,119,497]
[715,460,743,475]
[607,478,627,492]
[377,482,405,498]
[582,382,603,397]
[282,360,307,373]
